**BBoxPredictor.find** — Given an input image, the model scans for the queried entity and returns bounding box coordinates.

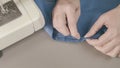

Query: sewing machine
[0,0,45,52]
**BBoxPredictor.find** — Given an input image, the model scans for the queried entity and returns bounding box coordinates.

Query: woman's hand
[52,0,80,39]
[85,5,120,57]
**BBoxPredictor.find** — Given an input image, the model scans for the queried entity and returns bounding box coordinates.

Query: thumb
[85,16,105,38]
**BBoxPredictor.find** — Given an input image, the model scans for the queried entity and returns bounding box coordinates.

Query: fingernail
[84,34,88,38]
[75,33,80,39]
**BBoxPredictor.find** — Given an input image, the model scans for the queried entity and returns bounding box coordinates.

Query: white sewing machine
[0,0,45,50]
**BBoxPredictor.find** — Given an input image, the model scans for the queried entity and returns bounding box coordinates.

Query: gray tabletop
[0,30,120,68]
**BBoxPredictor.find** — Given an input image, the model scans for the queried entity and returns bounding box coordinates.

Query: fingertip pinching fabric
[35,0,120,42]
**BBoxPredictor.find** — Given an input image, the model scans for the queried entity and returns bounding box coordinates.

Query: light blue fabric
[34,0,120,42]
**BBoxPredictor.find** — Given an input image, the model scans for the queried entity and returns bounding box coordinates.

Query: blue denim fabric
[34,0,120,42]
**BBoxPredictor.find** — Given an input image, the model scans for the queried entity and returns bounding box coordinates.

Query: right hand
[52,0,81,39]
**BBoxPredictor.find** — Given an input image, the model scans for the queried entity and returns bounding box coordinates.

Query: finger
[85,15,105,38]
[94,46,102,52]
[53,12,70,36]
[94,46,108,55]
[102,39,119,54]
[106,46,120,57]
[86,29,114,46]
[66,8,80,39]
[107,46,120,58]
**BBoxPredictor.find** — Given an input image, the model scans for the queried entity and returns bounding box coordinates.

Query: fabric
[34,0,120,42]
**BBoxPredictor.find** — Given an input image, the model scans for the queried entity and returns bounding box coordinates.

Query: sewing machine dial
[0,0,22,26]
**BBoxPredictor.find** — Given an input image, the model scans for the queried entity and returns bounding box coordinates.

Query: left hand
[85,5,120,57]
[52,0,80,39]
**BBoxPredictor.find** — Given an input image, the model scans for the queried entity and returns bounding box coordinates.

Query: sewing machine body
[0,0,45,50]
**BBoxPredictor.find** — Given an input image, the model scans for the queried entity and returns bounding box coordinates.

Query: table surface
[0,30,120,68]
